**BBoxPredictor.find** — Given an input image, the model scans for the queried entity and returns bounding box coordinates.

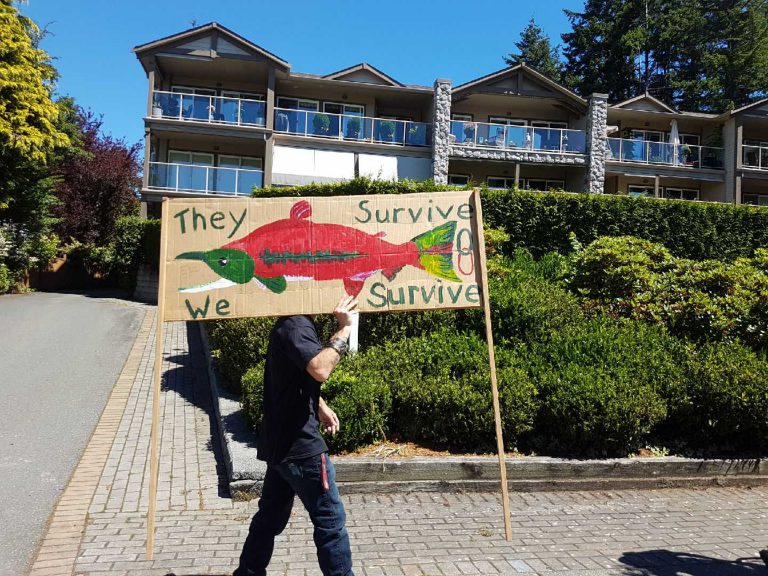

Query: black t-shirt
[256,315,328,465]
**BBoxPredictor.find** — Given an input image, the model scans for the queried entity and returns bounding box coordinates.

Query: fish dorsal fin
[290,200,312,220]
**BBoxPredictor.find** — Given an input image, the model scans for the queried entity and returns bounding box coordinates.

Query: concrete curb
[199,323,768,499]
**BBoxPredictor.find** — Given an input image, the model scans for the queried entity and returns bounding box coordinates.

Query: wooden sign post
[473,189,513,541]
[146,190,512,558]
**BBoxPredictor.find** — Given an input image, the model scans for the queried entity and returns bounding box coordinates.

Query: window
[217,155,263,194]
[323,102,364,116]
[526,179,565,191]
[277,97,320,111]
[451,114,474,144]
[680,134,700,146]
[221,91,265,125]
[447,174,470,187]
[323,103,366,139]
[664,187,699,201]
[171,86,217,122]
[485,118,528,147]
[631,129,664,142]
[529,121,568,151]
[628,185,655,198]
[165,150,214,191]
[276,98,320,134]
[489,117,526,126]
[743,194,768,206]
[487,177,515,190]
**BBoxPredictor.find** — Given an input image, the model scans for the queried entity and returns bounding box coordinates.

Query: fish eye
[218,258,228,267]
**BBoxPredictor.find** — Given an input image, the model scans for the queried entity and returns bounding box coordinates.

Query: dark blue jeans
[234,452,354,576]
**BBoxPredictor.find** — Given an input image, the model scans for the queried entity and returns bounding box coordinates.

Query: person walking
[233,295,358,576]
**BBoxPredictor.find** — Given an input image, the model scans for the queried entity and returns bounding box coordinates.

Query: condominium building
[133,22,768,213]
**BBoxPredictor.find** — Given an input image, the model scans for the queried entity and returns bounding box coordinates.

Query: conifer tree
[504,18,563,82]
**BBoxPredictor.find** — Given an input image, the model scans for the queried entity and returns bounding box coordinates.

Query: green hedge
[481,189,768,261]
[110,216,161,289]
[252,177,457,198]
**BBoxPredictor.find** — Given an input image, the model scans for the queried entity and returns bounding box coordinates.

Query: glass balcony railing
[274,108,431,147]
[147,162,263,196]
[151,91,266,127]
[449,121,586,154]
[743,145,768,170]
[607,138,724,169]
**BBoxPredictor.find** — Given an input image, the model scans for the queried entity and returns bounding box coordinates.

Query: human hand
[333,295,359,328]
[318,399,340,435]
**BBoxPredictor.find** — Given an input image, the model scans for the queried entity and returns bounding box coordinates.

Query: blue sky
[21,0,585,150]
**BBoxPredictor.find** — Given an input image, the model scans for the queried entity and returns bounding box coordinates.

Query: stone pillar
[431,79,452,185]
[585,93,608,194]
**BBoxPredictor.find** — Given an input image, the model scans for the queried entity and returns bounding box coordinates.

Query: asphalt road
[0,292,146,576]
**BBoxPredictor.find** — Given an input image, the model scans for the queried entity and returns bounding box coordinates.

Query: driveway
[0,292,146,576]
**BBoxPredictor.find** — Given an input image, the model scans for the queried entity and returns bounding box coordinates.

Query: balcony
[743,145,768,170]
[147,162,263,196]
[274,108,431,147]
[450,121,587,154]
[150,90,266,127]
[607,138,724,169]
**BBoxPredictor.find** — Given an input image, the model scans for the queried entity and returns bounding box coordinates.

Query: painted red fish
[177,200,461,295]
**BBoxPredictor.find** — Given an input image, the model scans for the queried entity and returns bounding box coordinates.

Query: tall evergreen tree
[561,0,768,111]
[504,18,563,82]
[670,0,768,111]
[561,0,654,102]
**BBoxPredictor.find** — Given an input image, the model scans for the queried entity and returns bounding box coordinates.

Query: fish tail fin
[411,221,461,282]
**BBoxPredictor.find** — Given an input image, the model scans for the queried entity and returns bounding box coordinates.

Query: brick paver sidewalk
[30,312,768,575]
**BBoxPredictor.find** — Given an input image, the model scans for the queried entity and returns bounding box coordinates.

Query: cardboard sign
[161,191,484,321]
[147,190,513,558]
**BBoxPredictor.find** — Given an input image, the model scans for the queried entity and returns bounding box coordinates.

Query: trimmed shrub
[241,362,265,429]
[481,188,768,262]
[322,353,393,452]
[206,317,274,393]
[570,236,768,350]
[526,318,686,456]
[668,341,768,453]
[488,251,582,344]
[388,330,537,452]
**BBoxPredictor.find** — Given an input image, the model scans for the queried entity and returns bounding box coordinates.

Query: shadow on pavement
[161,322,231,500]
[620,549,768,575]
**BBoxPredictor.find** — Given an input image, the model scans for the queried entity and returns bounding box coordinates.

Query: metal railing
[274,108,431,147]
[742,145,768,170]
[151,90,266,127]
[449,120,586,154]
[607,138,724,169]
[147,162,263,195]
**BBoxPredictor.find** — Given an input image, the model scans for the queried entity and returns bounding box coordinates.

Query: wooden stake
[147,199,170,559]
[473,189,513,542]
